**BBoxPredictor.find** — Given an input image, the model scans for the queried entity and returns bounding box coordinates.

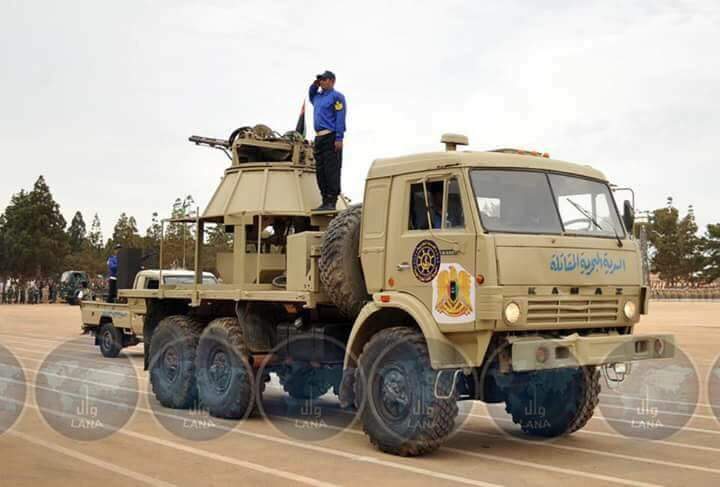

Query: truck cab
[351,138,653,373]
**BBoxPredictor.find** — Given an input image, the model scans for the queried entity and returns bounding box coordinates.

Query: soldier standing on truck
[107,244,120,303]
[309,70,346,212]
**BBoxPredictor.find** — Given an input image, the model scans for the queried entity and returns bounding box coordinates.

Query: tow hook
[433,369,463,399]
[601,362,631,389]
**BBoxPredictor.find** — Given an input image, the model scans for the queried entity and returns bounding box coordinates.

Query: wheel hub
[378,365,411,421]
[162,346,179,382]
[102,331,113,351]
[208,349,232,393]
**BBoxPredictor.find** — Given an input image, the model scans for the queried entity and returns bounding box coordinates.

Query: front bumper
[510,333,674,372]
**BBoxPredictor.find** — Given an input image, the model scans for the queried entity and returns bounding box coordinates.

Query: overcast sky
[1,0,718,238]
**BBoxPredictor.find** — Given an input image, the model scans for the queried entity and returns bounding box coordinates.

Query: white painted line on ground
[6,399,340,487]
[7,430,177,487]
[458,428,720,476]
[9,351,720,478]
[0,382,504,487]
[8,374,669,487]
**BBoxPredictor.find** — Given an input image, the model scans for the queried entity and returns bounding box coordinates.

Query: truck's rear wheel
[149,315,203,409]
[98,322,122,358]
[319,206,367,319]
[195,317,257,419]
[504,366,600,437]
[355,327,459,456]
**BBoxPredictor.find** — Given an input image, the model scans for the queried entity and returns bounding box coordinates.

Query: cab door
[385,171,476,332]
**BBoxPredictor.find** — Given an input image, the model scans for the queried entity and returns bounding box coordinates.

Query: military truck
[119,125,672,456]
[60,270,91,305]
[80,269,217,357]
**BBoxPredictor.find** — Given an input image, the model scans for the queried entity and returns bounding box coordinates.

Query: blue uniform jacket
[308,84,346,140]
[107,255,118,278]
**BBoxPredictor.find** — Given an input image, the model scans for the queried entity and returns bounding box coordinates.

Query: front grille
[526,298,620,325]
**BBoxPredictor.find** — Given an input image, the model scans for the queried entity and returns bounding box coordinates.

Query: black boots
[313,195,337,212]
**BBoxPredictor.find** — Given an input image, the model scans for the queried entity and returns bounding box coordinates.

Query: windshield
[163,275,217,285]
[470,169,625,238]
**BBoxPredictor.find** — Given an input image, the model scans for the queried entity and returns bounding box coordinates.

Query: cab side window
[408,177,465,230]
[445,177,465,229]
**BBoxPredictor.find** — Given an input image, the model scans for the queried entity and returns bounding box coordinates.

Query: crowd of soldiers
[0,280,58,305]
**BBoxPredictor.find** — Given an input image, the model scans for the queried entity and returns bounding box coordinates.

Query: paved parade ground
[1,302,719,487]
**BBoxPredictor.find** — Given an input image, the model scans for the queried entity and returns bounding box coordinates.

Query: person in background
[107,244,121,303]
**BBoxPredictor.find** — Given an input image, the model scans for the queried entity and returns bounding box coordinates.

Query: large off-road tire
[504,366,600,438]
[355,327,459,456]
[149,315,203,409]
[98,322,122,358]
[279,367,334,400]
[195,317,258,419]
[319,206,367,319]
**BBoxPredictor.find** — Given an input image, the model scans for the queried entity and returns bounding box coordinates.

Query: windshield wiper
[566,198,623,248]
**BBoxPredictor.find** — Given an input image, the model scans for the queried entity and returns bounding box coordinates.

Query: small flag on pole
[295,100,306,137]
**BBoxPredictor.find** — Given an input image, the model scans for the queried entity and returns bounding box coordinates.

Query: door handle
[396,262,410,271]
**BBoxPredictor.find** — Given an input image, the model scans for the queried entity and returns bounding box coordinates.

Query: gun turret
[189,124,315,166]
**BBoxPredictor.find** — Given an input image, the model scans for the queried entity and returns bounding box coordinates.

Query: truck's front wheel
[355,327,459,456]
[195,317,257,419]
[98,322,122,358]
[504,366,600,437]
[149,315,203,409]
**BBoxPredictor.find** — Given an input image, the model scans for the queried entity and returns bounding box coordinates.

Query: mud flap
[338,367,356,409]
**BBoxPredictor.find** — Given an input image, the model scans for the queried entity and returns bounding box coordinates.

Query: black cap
[316,70,336,80]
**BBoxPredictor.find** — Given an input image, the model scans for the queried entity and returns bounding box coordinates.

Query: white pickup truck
[80,270,218,357]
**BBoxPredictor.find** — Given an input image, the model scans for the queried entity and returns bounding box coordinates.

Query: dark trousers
[108,278,117,303]
[313,133,342,202]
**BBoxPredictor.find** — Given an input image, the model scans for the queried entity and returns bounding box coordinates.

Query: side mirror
[622,200,635,233]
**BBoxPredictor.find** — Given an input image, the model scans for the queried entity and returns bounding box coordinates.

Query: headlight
[504,302,521,324]
[77,291,84,299]
[623,301,637,320]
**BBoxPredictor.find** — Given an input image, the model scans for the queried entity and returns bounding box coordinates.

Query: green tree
[111,212,142,249]
[700,223,720,283]
[1,176,69,279]
[88,213,103,251]
[67,211,87,253]
[164,195,196,269]
[647,198,703,286]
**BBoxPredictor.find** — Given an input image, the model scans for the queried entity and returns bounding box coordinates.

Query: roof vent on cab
[441,133,468,152]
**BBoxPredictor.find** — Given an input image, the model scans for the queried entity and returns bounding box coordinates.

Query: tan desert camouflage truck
[80,270,216,357]
[120,126,673,456]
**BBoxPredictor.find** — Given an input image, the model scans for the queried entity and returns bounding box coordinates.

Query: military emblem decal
[412,240,441,283]
[432,263,476,323]
[334,100,344,111]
